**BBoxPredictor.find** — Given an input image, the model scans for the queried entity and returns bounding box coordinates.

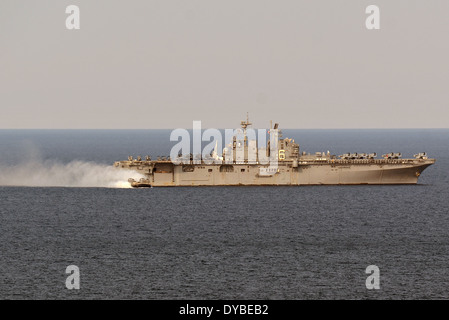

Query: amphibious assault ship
[114,117,435,187]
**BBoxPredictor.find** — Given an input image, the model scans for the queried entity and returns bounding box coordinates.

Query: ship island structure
[115,117,435,187]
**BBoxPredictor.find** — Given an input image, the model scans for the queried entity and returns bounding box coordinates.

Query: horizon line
[0,127,448,130]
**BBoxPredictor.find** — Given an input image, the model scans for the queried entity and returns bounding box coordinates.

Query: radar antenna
[240,112,252,131]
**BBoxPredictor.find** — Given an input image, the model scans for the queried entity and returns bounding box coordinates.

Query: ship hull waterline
[121,160,434,187]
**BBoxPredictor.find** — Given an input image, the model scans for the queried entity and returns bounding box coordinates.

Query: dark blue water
[0,129,448,299]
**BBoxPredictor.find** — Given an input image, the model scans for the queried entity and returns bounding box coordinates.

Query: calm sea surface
[0,129,448,299]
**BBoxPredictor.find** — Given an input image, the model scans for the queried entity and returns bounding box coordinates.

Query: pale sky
[1,0,448,129]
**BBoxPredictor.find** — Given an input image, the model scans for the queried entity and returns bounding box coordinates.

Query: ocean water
[0,129,448,299]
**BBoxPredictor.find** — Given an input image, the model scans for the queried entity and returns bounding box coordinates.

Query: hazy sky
[1,0,448,129]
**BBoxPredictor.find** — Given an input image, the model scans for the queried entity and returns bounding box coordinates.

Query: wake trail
[0,160,145,188]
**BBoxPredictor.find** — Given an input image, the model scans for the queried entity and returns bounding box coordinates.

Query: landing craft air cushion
[114,118,435,187]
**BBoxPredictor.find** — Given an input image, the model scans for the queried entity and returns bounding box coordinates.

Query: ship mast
[239,112,252,147]
[240,112,252,133]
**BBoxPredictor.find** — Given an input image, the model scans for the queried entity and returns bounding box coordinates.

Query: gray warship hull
[117,158,434,187]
